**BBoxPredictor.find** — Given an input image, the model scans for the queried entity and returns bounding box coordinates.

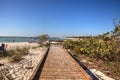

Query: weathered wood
[39,45,92,80]
[29,47,50,80]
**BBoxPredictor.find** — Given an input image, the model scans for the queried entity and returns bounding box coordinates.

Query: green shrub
[86,58,94,62]
[72,46,81,55]
[0,50,8,57]
[7,47,29,62]
[10,54,22,62]
[63,37,120,62]
[0,46,29,62]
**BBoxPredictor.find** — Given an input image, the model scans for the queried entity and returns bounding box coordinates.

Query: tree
[38,34,49,44]
[114,26,120,36]
[112,18,120,37]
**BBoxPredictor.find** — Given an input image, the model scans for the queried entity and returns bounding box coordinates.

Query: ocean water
[0,36,62,43]
[0,36,38,43]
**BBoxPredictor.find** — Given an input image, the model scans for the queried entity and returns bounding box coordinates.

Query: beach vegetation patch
[7,47,29,62]
[38,34,49,46]
[0,47,29,62]
[0,50,8,57]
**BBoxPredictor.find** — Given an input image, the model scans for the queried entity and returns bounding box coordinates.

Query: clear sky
[0,0,120,37]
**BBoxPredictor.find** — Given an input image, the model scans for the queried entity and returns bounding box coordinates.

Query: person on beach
[0,43,7,51]
[13,40,15,42]
[0,43,5,50]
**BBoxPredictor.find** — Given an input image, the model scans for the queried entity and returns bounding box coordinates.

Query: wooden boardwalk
[39,45,92,80]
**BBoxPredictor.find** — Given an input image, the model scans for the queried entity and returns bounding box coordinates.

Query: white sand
[0,42,39,50]
[0,42,47,80]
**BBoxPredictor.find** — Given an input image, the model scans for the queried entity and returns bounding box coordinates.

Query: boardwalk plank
[39,45,91,80]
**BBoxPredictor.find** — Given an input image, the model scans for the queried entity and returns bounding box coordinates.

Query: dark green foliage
[63,37,120,62]
[63,37,120,74]
[63,40,74,49]
[0,50,8,57]
[86,58,94,62]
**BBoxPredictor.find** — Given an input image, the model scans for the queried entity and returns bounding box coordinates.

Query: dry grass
[0,47,29,62]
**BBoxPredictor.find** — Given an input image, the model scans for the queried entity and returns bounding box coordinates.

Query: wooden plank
[39,45,92,80]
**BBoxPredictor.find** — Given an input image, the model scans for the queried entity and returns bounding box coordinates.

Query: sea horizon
[0,36,62,43]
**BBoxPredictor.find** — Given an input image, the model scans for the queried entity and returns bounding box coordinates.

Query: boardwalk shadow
[33,46,50,80]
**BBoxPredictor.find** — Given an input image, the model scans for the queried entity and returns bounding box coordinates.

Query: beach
[0,42,39,50]
[0,42,47,80]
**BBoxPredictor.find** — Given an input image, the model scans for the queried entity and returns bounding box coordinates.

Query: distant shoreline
[0,36,38,43]
[0,36,62,43]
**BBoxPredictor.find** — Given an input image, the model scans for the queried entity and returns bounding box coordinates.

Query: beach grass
[7,47,29,62]
[0,46,29,62]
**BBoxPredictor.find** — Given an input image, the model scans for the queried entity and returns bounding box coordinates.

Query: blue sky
[0,0,120,37]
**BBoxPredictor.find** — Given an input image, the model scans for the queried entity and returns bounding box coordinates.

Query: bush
[63,37,120,75]
[0,50,8,57]
[6,47,29,62]
[10,54,22,62]
[63,37,120,62]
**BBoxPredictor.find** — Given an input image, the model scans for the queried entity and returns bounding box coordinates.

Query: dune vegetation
[63,24,120,79]
[0,47,29,62]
